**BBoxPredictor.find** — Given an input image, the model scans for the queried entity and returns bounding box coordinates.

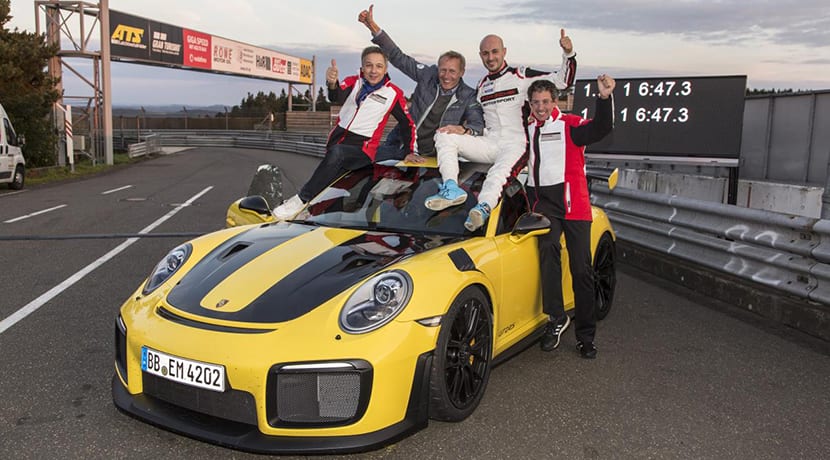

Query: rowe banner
[109,10,313,84]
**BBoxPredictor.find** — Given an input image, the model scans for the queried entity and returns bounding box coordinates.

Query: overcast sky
[7,0,830,106]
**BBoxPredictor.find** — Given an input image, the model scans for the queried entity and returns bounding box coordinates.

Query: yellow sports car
[112,160,616,454]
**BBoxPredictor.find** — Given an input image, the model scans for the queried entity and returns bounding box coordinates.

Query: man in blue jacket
[359,5,483,162]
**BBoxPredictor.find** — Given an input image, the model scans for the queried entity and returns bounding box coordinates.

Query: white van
[0,102,25,189]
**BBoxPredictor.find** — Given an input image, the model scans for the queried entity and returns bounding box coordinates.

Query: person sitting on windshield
[274,46,416,220]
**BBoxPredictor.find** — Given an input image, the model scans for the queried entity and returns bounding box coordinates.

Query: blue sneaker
[424,180,467,211]
[464,202,491,231]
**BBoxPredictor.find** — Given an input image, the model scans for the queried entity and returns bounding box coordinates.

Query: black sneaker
[540,316,571,352]
[577,341,597,359]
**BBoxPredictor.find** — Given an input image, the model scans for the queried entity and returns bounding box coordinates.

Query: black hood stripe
[167,228,460,324]
[167,223,314,311]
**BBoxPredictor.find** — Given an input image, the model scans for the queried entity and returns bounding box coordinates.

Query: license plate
[141,346,226,392]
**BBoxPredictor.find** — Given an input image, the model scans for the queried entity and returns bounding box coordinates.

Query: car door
[490,178,548,355]
[0,118,13,182]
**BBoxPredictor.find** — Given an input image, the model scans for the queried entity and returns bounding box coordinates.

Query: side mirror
[239,195,272,215]
[226,195,275,227]
[510,212,551,244]
[17,134,25,147]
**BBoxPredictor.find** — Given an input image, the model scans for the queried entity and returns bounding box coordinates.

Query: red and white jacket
[329,73,415,161]
[526,96,614,221]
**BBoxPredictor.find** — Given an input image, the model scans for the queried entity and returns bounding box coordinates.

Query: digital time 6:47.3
[570,75,747,159]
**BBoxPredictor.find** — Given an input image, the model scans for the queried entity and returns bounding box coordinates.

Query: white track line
[4,204,68,223]
[102,185,134,195]
[0,186,213,335]
[0,190,28,198]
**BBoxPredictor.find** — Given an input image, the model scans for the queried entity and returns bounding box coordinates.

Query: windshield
[297,164,487,237]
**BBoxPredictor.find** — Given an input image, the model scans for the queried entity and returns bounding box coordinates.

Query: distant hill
[113,105,228,117]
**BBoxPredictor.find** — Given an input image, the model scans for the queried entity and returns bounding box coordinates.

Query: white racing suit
[435,53,576,207]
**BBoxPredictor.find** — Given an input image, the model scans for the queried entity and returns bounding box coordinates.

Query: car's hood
[165,222,460,324]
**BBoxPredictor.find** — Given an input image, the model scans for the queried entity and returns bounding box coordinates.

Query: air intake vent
[267,360,373,428]
[220,242,251,260]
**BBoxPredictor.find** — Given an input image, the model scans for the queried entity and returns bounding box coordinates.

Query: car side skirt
[111,351,433,455]
[492,322,548,367]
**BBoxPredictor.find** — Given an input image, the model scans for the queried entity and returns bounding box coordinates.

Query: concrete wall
[616,169,823,218]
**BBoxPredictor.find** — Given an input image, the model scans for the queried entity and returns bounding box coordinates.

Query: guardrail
[592,184,830,306]
[127,134,161,158]
[118,130,328,157]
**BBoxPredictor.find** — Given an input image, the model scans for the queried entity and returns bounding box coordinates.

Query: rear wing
[586,166,618,191]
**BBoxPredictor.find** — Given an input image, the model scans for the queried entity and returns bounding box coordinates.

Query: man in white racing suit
[425,30,577,231]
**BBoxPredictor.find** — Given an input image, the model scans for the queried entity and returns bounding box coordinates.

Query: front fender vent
[448,249,476,272]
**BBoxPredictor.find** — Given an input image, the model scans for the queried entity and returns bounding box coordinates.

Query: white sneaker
[273,194,305,220]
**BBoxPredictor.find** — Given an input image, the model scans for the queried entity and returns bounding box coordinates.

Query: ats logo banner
[110,10,149,60]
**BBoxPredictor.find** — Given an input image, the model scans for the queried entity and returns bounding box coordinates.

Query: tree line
[224,87,331,118]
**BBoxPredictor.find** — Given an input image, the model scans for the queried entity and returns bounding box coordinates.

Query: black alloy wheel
[594,233,616,320]
[429,286,493,422]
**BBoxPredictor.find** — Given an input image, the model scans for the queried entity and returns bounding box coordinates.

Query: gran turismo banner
[109,9,313,84]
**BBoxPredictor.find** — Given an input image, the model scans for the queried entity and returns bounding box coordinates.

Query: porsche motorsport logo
[215,299,229,308]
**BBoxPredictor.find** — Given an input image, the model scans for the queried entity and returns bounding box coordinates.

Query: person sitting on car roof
[274,46,416,220]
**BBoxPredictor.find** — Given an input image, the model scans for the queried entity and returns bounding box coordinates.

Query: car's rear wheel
[429,286,493,422]
[594,233,616,320]
[10,165,24,190]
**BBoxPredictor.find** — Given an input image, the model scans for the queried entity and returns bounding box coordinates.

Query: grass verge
[26,153,141,186]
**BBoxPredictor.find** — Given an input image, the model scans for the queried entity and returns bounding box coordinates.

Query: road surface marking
[102,185,134,195]
[4,204,68,223]
[0,186,213,335]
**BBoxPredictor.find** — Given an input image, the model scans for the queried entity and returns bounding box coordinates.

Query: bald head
[479,34,507,73]
[479,34,504,50]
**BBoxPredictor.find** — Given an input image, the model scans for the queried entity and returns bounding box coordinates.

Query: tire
[429,286,493,422]
[593,233,616,320]
[9,165,24,190]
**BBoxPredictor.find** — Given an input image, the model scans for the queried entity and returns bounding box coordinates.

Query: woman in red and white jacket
[526,76,615,358]
[274,46,415,220]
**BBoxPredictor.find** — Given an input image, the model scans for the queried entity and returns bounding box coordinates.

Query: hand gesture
[597,74,615,99]
[326,59,338,87]
[436,125,467,135]
[358,4,381,34]
[559,29,573,54]
[404,153,426,164]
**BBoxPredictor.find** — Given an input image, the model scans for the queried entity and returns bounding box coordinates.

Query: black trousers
[299,144,372,202]
[538,218,596,344]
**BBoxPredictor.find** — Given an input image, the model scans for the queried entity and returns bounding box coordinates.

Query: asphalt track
[0,147,827,459]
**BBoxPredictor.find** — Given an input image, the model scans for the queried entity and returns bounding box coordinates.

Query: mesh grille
[277,372,361,423]
[114,322,128,384]
[142,373,257,426]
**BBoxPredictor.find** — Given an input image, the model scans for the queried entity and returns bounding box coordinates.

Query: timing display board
[109,10,313,84]
[570,75,747,159]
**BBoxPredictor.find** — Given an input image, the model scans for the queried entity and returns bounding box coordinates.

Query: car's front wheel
[594,233,616,320]
[429,286,493,422]
[10,165,24,190]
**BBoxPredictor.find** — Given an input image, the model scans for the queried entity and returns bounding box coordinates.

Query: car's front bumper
[112,351,432,455]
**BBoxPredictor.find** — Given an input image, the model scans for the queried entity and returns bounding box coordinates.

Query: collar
[484,62,510,81]
[359,71,390,89]
[437,84,459,97]
[531,107,562,127]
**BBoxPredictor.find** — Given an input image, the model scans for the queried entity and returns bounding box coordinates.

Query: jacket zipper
[565,181,572,213]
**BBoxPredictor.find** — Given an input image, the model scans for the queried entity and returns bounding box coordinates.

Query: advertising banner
[109,10,313,84]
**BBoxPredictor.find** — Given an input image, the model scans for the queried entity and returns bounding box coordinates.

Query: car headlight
[340,270,413,334]
[142,243,192,295]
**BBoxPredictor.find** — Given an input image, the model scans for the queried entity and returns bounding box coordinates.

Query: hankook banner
[109,10,312,84]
